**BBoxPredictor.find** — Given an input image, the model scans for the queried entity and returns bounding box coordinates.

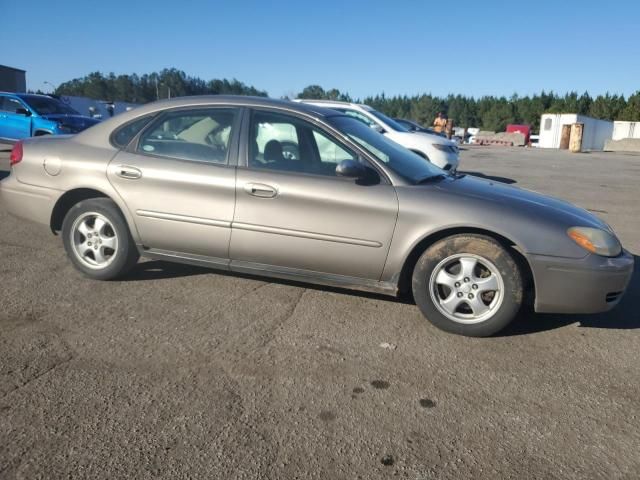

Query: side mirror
[336,159,367,179]
[370,124,385,134]
[15,108,31,117]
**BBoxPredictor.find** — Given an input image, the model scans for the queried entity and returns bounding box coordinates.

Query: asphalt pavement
[1,146,639,479]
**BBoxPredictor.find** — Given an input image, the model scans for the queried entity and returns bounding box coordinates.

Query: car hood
[390,130,456,147]
[437,174,609,231]
[411,131,456,146]
[394,174,616,258]
[41,114,101,130]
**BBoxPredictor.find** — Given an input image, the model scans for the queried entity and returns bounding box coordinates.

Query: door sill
[142,248,230,269]
[231,260,397,296]
[139,248,397,296]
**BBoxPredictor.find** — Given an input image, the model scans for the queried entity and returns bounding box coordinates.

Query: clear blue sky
[2,0,638,99]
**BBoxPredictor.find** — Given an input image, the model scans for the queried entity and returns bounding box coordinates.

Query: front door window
[249,111,358,177]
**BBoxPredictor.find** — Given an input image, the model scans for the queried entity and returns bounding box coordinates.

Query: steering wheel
[280,141,300,161]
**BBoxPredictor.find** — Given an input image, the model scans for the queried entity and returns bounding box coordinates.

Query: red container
[506,124,531,144]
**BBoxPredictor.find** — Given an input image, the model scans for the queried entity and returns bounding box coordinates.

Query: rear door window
[137,108,238,164]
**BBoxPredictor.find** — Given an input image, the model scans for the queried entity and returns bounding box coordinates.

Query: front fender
[381,182,590,283]
[31,117,58,135]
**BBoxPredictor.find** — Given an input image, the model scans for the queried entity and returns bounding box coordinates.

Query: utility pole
[43,81,57,93]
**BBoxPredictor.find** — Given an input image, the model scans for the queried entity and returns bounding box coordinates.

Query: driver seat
[264,140,285,164]
[264,139,303,173]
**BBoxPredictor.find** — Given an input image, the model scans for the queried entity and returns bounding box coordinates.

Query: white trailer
[612,121,640,140]
[539,113,613,151]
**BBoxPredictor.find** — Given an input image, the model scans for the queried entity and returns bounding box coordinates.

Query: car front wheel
[412,234,523,337]
[62,198,139,280]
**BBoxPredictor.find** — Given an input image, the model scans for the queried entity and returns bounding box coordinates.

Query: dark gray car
[0,96,634,336]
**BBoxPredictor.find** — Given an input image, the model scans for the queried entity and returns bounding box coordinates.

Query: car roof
[0,93,340,118]
[0,92,49,98]
[0,92,63,103]
[294,99,372,110]
[131,95,341,119]
[14,93,59,101]
[73,95,349,147]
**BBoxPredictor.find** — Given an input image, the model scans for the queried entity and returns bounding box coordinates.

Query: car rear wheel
[62,198,139,280]
[412,234,523,337]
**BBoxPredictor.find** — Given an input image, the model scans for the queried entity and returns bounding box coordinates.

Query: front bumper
[529,249,635,314]
[0,173,60,227]
[429,149,460,171]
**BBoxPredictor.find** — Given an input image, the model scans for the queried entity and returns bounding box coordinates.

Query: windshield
[395,118,419,130]
[20,95,79,115]
[367,109,410,132]
[329,116,444,183]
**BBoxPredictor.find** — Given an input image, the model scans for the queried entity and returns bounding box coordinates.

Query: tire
[412,234,523,337]
[62,198,139,280]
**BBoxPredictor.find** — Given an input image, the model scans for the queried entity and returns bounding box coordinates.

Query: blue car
[0,92,100,142]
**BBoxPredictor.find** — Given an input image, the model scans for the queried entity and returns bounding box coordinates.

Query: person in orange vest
[433,112,447,133]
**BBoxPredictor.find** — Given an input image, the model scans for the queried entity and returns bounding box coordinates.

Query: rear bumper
[529,250,635,314]
[0,173,60,227]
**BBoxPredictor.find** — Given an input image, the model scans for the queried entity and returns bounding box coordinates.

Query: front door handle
[115,165,142,180]
[244,182,277,198]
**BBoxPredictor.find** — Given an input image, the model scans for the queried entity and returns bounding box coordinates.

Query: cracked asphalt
[1,146,639,479]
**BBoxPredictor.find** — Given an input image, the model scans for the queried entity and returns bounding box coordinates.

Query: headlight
[567,227,622,257]
[432,144,456,153]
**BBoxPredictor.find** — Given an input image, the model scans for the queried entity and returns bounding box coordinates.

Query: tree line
[298,85,640,132]
[49,71,639,132]
[53,69,267,104]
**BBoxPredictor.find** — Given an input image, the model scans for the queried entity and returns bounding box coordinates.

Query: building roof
[0,65,26,73]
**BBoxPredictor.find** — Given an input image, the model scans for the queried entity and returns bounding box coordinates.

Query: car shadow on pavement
[124,260,213,281]
[501,255,640,336]
[461,171,517,184]
[124,256,638,334]
[124,259,414,303]
[0,171,9,181]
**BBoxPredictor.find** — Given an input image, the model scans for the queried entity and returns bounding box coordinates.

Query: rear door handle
[115,165,142,180]
[244,182,277,198]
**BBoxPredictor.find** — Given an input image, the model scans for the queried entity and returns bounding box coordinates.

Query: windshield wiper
[415,174,446,184]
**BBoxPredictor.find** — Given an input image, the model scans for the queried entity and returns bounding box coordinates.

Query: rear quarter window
[110,115,155,148]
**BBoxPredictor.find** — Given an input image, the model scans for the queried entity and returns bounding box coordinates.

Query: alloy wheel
[70,212,119,270]
[429,253,504,324]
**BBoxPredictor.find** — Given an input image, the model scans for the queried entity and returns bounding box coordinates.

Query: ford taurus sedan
[0,96,634,336]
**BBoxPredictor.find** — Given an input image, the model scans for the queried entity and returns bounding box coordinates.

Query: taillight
[10,141,23,166]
